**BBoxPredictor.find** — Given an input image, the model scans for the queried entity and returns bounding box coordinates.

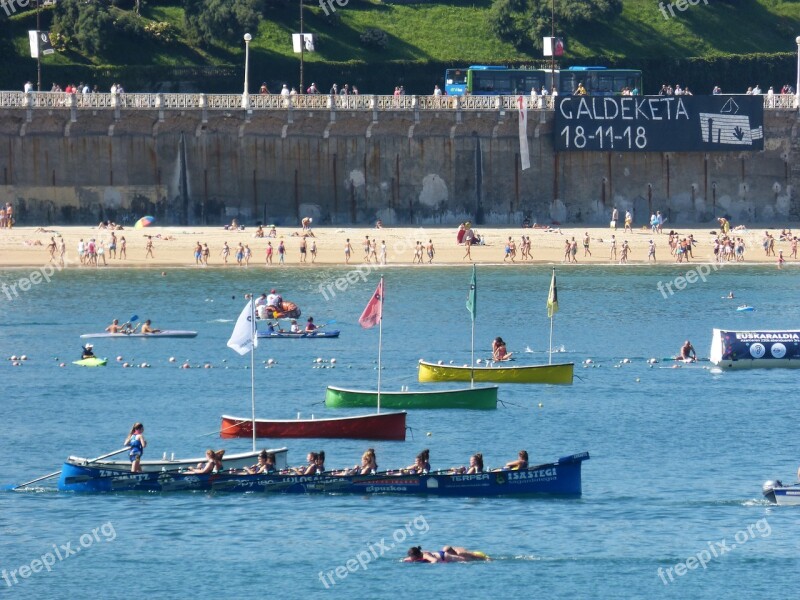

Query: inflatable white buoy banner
[710,329,800,369]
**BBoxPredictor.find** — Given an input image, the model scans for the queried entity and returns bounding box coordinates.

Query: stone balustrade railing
[0,91,796,111]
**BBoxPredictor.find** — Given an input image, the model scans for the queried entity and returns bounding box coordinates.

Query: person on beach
[363,236,371,263]
[108,231,117,259]
[47,237,57,262]
[77,239,85,265]
[583,232,591,257]
[221,242,230,264]
[194,242,202,265]
[299,237,307,263]
[610,235,617,261]
[648,240,656,261]
[778,250,785,269]
[202,243,210,265]
[145,236,154,259]
[59,237,66,266]
[624,211,633,233]
[344,238,352,263]
[125,423,146,473]
[310,239,317,263]
[620,240,630,264]
[243,244,251,266]
[563,239,571,263]
[791,237,798,259]
[119,236,127,260]
[379,240,387,265]
[677,341,697,362]
[463,235,472,261]
[235,243,244,266]
[492,337,513,361]
[426,239,435,263]
[611,206,618,230]
[265,241,273,264]
[570,238,578,263]
[278,240,286,264]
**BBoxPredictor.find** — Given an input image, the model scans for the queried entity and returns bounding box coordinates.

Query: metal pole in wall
[300,0,304,94]
[36,0,41,92]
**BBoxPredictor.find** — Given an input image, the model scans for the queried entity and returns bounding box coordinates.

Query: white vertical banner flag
[227,300,257,355]
[518,95,530,171]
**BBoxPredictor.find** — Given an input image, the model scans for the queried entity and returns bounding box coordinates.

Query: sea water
[1,264,798,599]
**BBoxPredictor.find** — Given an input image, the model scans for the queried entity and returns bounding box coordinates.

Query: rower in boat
[184,449,225,474]
[241,450,277,474]
[106,319,122,333]
[403,449,430,474]
[140,320,162,335]
[675,340,697,362]
[291,451,325,475]
[305,317,317,332]
[454,453,484,474]
[81,343,95,359]
[505,450,529,470]
[492,337,513,362]
[265,321,284,334]
[290,319,301,333]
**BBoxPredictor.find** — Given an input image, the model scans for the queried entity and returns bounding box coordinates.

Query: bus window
[446,69,466,86]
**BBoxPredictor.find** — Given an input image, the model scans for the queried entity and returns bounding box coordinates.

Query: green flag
[547,268,558,318]
[466,264,476,322]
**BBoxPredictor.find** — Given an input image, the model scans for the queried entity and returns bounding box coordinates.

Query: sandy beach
[0,223,795,269]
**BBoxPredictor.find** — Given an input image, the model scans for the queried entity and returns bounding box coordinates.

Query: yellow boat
[417,359,574,385]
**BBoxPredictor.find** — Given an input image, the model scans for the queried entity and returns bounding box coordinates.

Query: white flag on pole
[518,95,530,171]
[227,300,257,355]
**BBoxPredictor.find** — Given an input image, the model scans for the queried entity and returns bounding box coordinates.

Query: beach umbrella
[134,216,155,229]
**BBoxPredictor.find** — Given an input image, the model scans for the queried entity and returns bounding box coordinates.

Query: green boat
[73,357,108,367]
[325,385,498,410]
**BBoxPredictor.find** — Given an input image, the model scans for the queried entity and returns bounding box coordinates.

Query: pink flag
[359,280,383,329]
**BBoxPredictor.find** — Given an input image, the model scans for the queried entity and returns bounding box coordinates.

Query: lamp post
[243,33,252,110]
[795,35,800,109]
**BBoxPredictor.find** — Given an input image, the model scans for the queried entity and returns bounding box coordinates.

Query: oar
[9,447,131,491]
[122,315,139,334]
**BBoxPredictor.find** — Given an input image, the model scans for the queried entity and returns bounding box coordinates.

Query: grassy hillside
[1,0,798,91]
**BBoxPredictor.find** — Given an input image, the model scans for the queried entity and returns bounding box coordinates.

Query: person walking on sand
[265,241,273,265]
[648,240,656,262]
[109,231,117,259]
[369,238,378,263]
[194,241,203,266]
[620,240,630,264]
[299,236,307,263]
[310,239,317,263]
[47,237,57,262]
[363,236,371,263]
[624,210,633,233]
[463,235,472,261]
[570,238,578,263]
[380,240,387,265]
[235,243,244,266]
[778,250,785,269]
[278,239,286,264]
[58,237,66,267]
[344,239,352,264]
[426,239,435,264]
[609,235,617,261]
[119,236,127,260]
[583,232,592,257]
[221,241,230,264]
[144,235,154,259]
[202,243,210,266]
[243,244,251,267]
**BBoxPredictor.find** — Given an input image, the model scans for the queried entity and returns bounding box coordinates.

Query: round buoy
[20,355,27,361]
[182,363,191,369]
[426,432,432,437]
[59,363,66,368]
[449,360,454,365]
[621,358,631,364]
[437,360,443,365]
[169,357,176,363]
[330,358,337,364]
[538,403,543,408]
[635,378,640,382]
[123,362,130,368]
[222,359,227,363]
[316,357,323,364]
[647,358,657,364]
[267,358,275,365]
[117,356,123,362]
[140,363,149,368]
[12,361,20,366]
[204,364,212,369]
[476,358,483,364]
[10,355,17,361]
[584,359,593,365]
[54,357,59,361]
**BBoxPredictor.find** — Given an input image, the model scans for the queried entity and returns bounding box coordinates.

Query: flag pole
[470,314,475,387]
[376,276,384,413]
[548,268,555,365]
[250,297,257,452]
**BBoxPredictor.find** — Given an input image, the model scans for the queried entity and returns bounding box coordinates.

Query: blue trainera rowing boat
[58,452,589,495]
[256,330,340,339]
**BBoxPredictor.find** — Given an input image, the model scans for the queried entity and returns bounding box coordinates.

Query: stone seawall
[0,106,797,226]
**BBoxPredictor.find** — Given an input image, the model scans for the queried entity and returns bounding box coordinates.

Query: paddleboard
[73,357,108,367]
[736,306,755,312]
[80,331,198,339]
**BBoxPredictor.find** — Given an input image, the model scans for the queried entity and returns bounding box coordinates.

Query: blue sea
[1,263,799,599]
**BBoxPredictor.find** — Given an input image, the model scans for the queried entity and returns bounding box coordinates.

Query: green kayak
[73,357,108,367]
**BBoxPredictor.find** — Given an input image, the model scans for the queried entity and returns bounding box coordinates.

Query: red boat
[220,412,407,441]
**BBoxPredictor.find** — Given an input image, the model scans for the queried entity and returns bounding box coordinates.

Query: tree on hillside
[183,0,264,47]
[490,0,622,51]
[52,0,114,56]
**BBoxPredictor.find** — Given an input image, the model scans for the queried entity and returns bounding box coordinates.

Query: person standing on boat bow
[125,423,146,473]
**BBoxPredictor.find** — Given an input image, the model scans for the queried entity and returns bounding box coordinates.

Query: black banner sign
[554,95,764,152]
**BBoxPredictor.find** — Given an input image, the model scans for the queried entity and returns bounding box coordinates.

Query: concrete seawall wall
[0,107,797,226]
